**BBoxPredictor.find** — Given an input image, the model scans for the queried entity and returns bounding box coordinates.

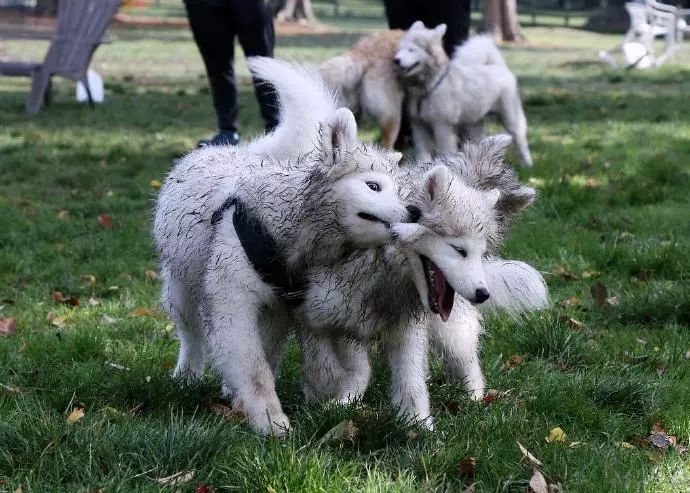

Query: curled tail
[453,35,507,67]
[479,257,549,316]
[246,57,337,158]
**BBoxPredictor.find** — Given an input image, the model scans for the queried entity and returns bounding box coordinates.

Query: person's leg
[232,0,280,133]
[419,0,472,55]
[185,1,239,136]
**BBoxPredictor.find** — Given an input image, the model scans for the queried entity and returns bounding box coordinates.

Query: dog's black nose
[474,288,490,304]
[406,205,422,223]
[393,57,401,66]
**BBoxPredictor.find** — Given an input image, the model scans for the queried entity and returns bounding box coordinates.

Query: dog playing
[319,30,405,149]
[153,58,417,435]
[295,135,546,426]
[394,22,533,166]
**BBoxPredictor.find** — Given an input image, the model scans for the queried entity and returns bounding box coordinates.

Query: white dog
[153,58,415,435]
[296,135,546,426]
[394,22,533,166]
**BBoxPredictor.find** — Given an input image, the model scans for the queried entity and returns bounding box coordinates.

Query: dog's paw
[247,407,291,437]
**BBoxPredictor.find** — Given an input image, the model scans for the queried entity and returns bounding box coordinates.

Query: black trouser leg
[232,0,280,132]
[185,2,238,133]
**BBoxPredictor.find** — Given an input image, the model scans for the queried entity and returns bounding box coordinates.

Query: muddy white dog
[394,22,533,166]
[153,58,416,435]
[295,135,547,426]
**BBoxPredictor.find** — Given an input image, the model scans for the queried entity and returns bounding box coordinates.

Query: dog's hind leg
[411,121,435,161]
[299,331,347,403]
[432,122,459,154]
[499,93,533,166]
[162,270,205,380]
[381,117,402,150]
[385,325,433,428]
[335,339,371,404]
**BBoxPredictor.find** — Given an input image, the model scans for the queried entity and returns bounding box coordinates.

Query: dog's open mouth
[358,212,390,229]
[397,62,419,76]
[420,255,455,322]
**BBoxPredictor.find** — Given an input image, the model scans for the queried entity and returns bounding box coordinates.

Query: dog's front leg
[386,325,433,429]
[432,123,459,154]
[411,120,434,162]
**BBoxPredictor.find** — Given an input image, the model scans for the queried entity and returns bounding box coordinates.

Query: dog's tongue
[429,262,455,322]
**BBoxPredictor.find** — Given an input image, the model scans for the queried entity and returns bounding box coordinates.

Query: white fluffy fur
[153,58,409,436]
[395,22,533,166]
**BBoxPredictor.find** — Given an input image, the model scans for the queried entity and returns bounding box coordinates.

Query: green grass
[1,13,690,493]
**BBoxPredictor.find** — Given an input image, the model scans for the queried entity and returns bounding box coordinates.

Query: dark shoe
[197,131,240,148]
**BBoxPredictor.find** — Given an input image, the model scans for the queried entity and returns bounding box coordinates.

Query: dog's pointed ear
[422,165,451,205]
[319,108,358,168]
[410,20,425,30]
[484,134,513,154]
[496,185,536,215]
[433,23,447,39]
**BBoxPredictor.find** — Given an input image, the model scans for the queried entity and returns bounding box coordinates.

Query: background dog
[395,22,533,166]
[319,30,404,149]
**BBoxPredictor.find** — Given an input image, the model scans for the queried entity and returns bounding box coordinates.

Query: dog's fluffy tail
[246,57,337,157]
[479,257,549,316]
[453,35,507,67]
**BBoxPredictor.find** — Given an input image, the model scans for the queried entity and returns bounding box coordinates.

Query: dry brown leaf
[458,457,477,477]
[67,406,85,424]
[504,354,525,370]
[145,270,159,281]
[590,282,608,306]
[211,403,246,424]
[317,419,358,446]
[18,339,28,353]
[50,315,67,327]
[517,441,543,467]
[561,296,581,308]
[82,274,97,286]
[529,468,548,493]
[569,441,586,449]
[128,307,155,317]
[195,484,215,493]
[97,213,113,229]
[566,318,584,331]
[0,317,17,336]
[155,470,195,487]
[483,388,500,405]
[149,179,162,189]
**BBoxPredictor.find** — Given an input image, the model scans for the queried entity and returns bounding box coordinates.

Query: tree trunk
[277,0,319,24]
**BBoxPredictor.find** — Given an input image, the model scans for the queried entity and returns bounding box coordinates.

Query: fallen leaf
[102,314,117,325]
[18,339,28,353]
[97,213,113,229]
[128,307,155,317]
[145,270,158,281]
[67,406,85,424]
[685,350,690,360]
[545,427,567,443]
[0,317,17,336]
[406,430,419,440]
[0,383,21,394]
[317,419,358,446]
[51,291,79,306]
[605,296,620,307]
[566,318,584,331]
[164,323,174,335]
[648,433,672,450]
[517,441,543,467]
[107,285,120,292]
[57,210,69,220]
[619,441,635,449]
[155,471,195,487]
[504,354,525,370]
[483,389,500,405]
[569,441,585,449]
[561,296,581,308]
[211,403,246,424]
[195,484,215,493]
[580,270,599,279]
[458,457,477,477]
[50,314,67,327]
[529,468,548,493]
[88,296,100,306]
[82,274,97,286]
[106,362,130,371]
[149,179,162,189]
[591,282,608,306]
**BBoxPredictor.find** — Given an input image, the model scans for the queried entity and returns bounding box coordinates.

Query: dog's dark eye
[454,246,468,258]
[366,182,381,192]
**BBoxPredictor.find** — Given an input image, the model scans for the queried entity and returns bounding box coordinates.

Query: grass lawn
[1,7,689,492]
